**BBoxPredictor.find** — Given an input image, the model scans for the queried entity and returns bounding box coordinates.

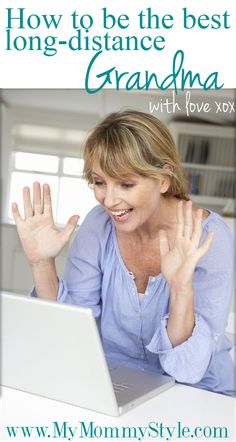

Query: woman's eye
[121,182,134,188]
[94,181,105,187]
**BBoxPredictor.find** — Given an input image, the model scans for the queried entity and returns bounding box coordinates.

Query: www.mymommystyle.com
[3,420,230,440]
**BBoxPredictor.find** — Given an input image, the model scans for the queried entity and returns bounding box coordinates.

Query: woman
[12,110,235,396]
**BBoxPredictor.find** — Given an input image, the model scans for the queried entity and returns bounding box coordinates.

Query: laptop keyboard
[109,366,133,394]
[112,382,130,394]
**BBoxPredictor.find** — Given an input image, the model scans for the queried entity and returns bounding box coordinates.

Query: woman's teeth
[110,209,133,218]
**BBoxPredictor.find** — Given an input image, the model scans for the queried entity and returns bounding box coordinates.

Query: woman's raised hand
[159,200,214,294]
[12,182,79,266]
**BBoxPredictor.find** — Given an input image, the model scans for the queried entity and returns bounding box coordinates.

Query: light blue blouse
[56,205,235,396]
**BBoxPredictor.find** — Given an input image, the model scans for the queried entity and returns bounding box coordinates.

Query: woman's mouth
[109,208,133,223]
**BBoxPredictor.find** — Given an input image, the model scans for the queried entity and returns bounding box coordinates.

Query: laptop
[1,292,174,416]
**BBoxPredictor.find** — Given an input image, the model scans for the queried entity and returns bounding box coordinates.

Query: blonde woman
[12,110,235,396]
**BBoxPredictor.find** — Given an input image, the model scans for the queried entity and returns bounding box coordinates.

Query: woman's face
[92,163,167,233]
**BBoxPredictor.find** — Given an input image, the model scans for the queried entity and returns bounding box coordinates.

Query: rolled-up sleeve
[146,313,215,383]
[30,278,71,303]
[146,216,234,385]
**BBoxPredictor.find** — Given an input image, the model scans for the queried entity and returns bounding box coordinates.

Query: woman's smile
[109,207,134,223]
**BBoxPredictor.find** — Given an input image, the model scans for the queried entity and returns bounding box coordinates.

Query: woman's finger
[159,229,170,257]
[176,200,184,239]
[12,202,23,225]
[60,215,80,245]
[23,186,33,219]
[191,209,203,246]
[33,182,43,215]
[183,200,193,239]
[43,183,53,218]
[196,231,214,259]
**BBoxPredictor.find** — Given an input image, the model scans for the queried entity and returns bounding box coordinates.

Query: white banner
[0,0,235,90]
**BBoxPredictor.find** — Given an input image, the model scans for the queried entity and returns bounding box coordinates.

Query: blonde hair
[83,110,189,200]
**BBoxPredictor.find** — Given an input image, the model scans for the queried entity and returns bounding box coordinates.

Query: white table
[0,384,235,442]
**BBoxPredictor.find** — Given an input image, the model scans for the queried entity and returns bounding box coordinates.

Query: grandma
[12,110,235,396]
[85,50,223,94]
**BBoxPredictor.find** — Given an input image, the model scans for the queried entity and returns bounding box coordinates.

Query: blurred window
[8,123,97,225]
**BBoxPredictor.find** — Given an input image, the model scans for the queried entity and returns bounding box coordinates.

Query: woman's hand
[159,200,214,295]
[159,200,214,346]
[12,182,79,266]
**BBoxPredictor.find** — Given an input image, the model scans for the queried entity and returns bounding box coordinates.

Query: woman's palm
[159,201,214,292]
[12,183,79,265]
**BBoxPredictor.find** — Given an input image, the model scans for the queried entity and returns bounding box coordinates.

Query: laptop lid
[1,292,119,416]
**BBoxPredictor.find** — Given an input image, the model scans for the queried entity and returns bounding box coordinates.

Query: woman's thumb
[61,215,80,244]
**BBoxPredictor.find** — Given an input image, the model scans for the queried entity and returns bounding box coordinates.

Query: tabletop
[0,383,235,442]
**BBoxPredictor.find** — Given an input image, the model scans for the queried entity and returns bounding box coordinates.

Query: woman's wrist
[31,258,59,301]
[167,285,195,347]
[29,257,56,269]
[170,281,194,298]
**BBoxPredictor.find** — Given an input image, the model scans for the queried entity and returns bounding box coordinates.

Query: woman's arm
[147,206,234,388]
[159,200,214,347]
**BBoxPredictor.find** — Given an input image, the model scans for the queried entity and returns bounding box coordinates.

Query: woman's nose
[103,186,120,208]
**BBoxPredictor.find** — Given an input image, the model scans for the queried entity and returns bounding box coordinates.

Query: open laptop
[1,292,174,416]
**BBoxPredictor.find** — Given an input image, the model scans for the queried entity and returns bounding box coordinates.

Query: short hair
[83,109,189,200]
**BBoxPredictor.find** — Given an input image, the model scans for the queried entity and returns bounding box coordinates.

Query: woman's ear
[160,164,173,194]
